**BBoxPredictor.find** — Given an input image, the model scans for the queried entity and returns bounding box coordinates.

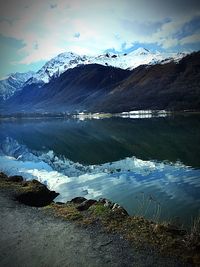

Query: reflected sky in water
[0,115,200,225]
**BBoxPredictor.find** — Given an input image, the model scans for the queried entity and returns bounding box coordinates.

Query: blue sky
[0,0,200,78]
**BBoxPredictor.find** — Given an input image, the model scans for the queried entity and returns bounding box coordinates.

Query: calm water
[0,114,200,225]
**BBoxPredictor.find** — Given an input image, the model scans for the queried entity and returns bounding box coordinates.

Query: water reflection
[0,115,200,225]
[0,115,200,167]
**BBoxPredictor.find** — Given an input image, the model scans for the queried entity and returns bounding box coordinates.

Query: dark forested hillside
[3,64,131,113]
[93,51,200,112]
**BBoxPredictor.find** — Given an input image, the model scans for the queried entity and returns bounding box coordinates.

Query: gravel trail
[0,188,190,267]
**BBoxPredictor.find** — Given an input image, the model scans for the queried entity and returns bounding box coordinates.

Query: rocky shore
[0,172,199,266]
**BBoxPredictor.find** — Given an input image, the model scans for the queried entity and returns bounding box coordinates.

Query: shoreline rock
[76,199,97,211]
[0,172,59,207]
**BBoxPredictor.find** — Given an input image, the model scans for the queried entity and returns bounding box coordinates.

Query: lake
[0,114,200,226]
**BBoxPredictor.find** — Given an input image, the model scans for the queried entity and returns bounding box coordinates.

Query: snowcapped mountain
[26,47,187,86]
[0,71,35,100]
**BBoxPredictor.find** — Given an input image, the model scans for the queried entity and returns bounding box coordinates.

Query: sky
[0,0,200,78]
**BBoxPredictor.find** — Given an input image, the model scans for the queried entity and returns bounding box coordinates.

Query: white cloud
[180,32,200,45]
[0,0,199,64]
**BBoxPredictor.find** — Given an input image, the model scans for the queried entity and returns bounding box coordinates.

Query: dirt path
[0,188,189,267]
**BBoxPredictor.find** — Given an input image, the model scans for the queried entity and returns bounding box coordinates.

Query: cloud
[175,16,200,39]
[121,19,170,37]
[18,41,66,64]
[0,0,199,65]
[180,32,200,45]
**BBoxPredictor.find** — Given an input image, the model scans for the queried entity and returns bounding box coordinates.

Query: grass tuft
[89,203,111,217]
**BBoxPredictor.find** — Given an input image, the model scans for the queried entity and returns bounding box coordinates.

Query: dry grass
[184,216,200,250]
[44,203,83,221]
[135,192,161,222]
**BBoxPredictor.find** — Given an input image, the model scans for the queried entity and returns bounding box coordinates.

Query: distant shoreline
[0,109,200,120]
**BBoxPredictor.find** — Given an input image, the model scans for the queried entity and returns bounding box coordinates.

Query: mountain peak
[54,51,80,59]
[129,47,150,56]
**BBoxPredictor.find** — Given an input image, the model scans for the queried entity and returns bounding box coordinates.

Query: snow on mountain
[89,48,188,70]
[128,47,151,56]
[26,48,187,86]
[85,48,162,70]
[0,71,35,100]
[25,52,85,85]
[159,52,187,64]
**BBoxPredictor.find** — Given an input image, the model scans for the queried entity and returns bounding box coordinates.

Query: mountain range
[0,71,35,100]
[0,48,186,100]
[0,48,199,114]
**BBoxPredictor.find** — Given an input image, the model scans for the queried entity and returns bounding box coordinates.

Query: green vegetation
[88,203,111,217]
